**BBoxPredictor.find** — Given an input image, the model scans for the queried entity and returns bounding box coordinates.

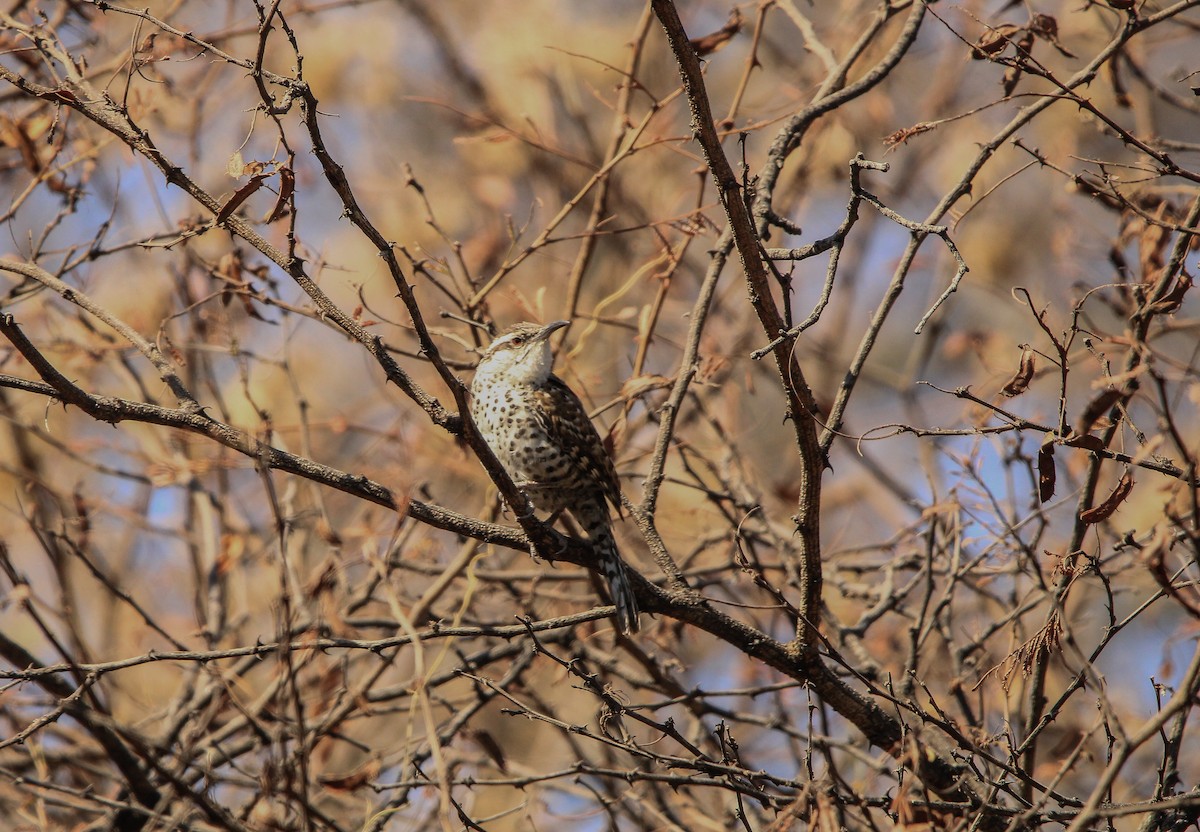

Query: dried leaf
[1149,274,1192,315]
[1079,471,1133,524]
[216,174,267,224]
[989,609,1063,692]
[1062,432,1106,452]
[1037,439,1056,503]
[1143,527,1200,619]
[1000,346,1036,397]
[972,23,1022,59]
[226,150,245,178]
[48,88,79,105]
[469,729,509,772]
[1030,13,1075,58]
[215,249,244,286]
[1076,388,1123,435]
[264,165,294,223]
[134,33,158,55]
[689,8,743,56]
[0,114,43,174]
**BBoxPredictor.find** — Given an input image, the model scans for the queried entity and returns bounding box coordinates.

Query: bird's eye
[510,336,526,347]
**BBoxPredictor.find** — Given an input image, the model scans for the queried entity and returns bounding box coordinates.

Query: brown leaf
[264,165,294,223]
[469,729,508,772]
[1037,439,1056,503]
[1076,388,1123,435]
[0,114,43,174]
[1002,33,1036,96]
[689,8,742,56]
[1000,346,1036,397]
[1062,432,1106,452]
[1030,13,1075,58]
[1148,274,1192,315]
[972,23,1022,59]
[1143,527,1200,619]
[215,249,244,285]
[216,174,267,224]
[1079,471,1133,524]
[976,609,1063,692]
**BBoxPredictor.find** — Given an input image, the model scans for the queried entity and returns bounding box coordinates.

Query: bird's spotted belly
[473,393,579,511]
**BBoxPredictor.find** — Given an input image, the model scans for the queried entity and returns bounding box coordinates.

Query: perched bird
[470,320,640,633]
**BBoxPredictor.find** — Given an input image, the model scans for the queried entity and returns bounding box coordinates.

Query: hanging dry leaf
[264,165,294,224]
[1000,346,1036,397]
[1149,274,1192,315]
[1143,527,1200,619]
[216,174,267,224]
[1002,33,1035,95]
[469,728,509,772]
[1076,388,1123,435]
[1062,432,1106,452]
[689,8,742,56]
[971,23,1022,59]
[1030,14,1075,58]
[1079,471,1133,524]
[976,609,1063,692]
[1037,438,1056,503]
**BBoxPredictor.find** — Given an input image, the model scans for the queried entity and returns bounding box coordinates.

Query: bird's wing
[533,375,623,513]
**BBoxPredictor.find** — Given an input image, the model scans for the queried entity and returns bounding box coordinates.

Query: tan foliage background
[2,1,1200,830]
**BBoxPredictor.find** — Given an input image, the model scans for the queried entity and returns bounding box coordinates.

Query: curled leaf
[689,8,743,56]
[1143,527,1200,619]
[1000,346,1036,397]
[1030,14,1075,58]
[1062,432,1106,452]
[1076,389,1123,435]
[1149,274,1192,315]
[1079,471,1133,525]
[1037,438,1056,503]
[264,165,294,223]
[972,23,1022,59]
[216,174,267,224]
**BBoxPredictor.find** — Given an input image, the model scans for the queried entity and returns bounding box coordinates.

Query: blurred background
[2,0,1200,829]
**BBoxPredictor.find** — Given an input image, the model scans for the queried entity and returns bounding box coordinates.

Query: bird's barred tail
[580,507,640,633]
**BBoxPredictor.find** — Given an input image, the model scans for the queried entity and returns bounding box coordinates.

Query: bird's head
[474,320,569,386]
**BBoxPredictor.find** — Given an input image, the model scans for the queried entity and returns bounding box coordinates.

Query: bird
[470,320,640,633]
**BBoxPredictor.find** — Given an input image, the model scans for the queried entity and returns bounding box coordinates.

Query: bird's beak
[536,320,570,341]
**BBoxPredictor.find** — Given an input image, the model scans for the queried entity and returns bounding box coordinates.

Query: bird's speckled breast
[470,378,581,511]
